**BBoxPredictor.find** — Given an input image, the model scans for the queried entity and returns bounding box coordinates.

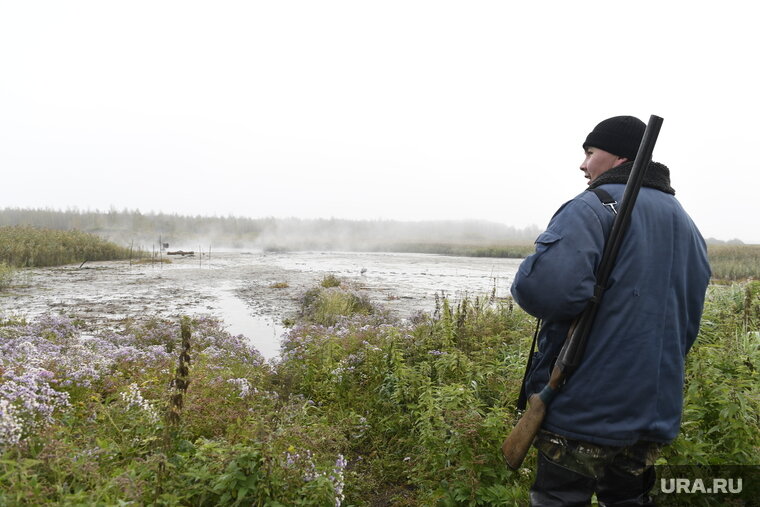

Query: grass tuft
[300,280,374,327]
[320,274,342,288]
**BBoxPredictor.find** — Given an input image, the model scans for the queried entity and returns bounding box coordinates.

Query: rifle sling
[588,188,618,216]
[516,318,541,410]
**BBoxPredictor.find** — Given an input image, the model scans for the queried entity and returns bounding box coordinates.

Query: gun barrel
[557,114,663,374]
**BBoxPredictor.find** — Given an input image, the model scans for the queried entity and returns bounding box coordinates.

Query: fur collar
[588,161,676,195]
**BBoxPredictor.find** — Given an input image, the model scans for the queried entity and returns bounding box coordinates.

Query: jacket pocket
[519,230,563,277]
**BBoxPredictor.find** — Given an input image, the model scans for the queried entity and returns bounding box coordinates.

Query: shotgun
[501,114,664,470]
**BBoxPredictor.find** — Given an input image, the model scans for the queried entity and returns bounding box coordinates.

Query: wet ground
[1,251,522,360]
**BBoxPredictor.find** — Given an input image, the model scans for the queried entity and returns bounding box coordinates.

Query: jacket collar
[588,161,676,195]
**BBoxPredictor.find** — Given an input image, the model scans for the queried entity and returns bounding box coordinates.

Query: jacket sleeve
[511,196,608,321]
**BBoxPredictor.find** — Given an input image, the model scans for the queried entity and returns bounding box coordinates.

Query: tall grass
[0,225,134,268]
[662,281,760,466]
[707,244,760,281]
[0,262,14,290]
[1,279,758,504]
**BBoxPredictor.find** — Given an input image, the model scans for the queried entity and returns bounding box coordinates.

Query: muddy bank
[0,251,522,359]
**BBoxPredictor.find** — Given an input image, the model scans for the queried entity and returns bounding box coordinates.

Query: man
[511,116,711,505]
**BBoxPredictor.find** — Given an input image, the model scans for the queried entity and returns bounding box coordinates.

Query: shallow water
[1,251,522,359]
[259,251,519,298]
[211,285,286,360]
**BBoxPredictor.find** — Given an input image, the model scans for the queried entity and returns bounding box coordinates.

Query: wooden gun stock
[501,392,545,470]
[501,364,572,470]
[502,363,565,470]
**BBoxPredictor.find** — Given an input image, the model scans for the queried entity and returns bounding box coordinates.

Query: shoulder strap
[588,188,618,215]
[516,318,542,410]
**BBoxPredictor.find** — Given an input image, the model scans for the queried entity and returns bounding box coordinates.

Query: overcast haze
[2,1,758,243]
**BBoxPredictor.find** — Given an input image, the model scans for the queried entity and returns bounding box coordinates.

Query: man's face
[580,147,627,185]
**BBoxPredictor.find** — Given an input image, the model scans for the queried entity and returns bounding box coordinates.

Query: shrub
[299,281,375,327]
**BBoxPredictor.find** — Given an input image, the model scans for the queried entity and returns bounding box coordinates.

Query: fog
[248,218,539,252]
[0,207,539,253]
[1,2,759,243]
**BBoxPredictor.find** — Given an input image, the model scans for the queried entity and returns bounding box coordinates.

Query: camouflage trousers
[530,430,662,507]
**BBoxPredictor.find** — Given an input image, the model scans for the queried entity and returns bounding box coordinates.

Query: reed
[0,225,135,268]
[0,262,13,290]
[707,244,760,281]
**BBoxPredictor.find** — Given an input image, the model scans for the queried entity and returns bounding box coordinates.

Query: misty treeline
[0,207,539,254]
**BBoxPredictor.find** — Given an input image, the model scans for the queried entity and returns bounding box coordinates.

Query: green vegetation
[0,226,135,269]
[707,244,760,281]
[2,277,758,505]
[320,274,342,288]
[0,262,14,290]
[299,279,374,327]
[663,281,760,466]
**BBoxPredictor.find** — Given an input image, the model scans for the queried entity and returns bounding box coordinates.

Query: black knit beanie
[583,116,646,160]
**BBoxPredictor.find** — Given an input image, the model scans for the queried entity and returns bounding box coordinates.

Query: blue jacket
[511,172,710,446]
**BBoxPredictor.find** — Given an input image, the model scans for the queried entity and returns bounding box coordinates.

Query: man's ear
[612,157,629,168]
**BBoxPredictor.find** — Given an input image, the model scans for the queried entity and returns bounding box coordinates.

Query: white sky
[1,1,758,243]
